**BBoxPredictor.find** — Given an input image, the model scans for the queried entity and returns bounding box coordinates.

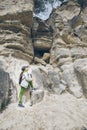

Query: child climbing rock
[18,65,34,107]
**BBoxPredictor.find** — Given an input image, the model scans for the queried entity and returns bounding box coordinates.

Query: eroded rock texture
[47,0,87,98]
[31,0,87,98]
[0,61,11,110]
[0,0,34,62]
[0,0,87,130]
[0,0,34,110]
[0,0,87,110]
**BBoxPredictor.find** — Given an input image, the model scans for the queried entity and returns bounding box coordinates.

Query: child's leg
[29,81,33,88]
[29,81,34,106]
[19,87,26,104]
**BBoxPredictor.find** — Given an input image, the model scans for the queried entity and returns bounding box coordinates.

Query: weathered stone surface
[0,60,11,110]
[49,0,87,65]
[32,17,53,51]
[58,57,72,66]
[71,47,87,59]
[0,0,33,26]
[0,0,34,62]
[74,58,87,98]
[57,0,80,21]
[74,25,87,43]
[42,53,50,63]
[0,0,87,102]
[34,57,47,65]
[0,0,87,130]
[53,38,66,48]
[39,66,67,95]
[50,47,70,65]
[34,37,52,50]
[31,66,46,104]
[48,0,87,98]
[31,89,44,105]
[61,63,83,98]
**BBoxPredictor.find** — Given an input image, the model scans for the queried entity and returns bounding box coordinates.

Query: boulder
[29,66,45,104]
[42,53,50,63]
[31,89,44,105]
[61,63,83,98]
[0,60,12,111]
[71,47,87,59]
[50,47,70,65]
[39,66,67,95]
[74,58,87,98]
[34,57,47,66]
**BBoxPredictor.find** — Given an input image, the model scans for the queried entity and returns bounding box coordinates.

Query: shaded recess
[31,17,53,63]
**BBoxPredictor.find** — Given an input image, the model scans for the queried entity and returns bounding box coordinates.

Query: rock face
[32,0,87,98]
[32,17,53,65]
[0,0,87,106]
[32,17,53,51]
[0,0,34,62]
[0,0,87,103]
[74,59,87,98]
[47,0,87,98]
[0,0,34,110]
[0,63,11,111]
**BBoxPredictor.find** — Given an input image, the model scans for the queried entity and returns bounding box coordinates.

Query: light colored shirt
[20,70,32,88]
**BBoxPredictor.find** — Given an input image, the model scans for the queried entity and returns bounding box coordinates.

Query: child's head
[25,66,29,71]
[21,66,29,72]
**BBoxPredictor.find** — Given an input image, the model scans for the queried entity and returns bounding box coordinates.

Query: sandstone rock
[0,0,33,26]
[58,57,72,66]
[32,17,53,51]
[82,8,87,23]
[53,38,66,48]
[34,37,52,50]
[39,66,67,94]
[42,53,50,62]
[31,89,44,105]
[71,47,87,59]
[61,63,83,98]
[34,57,47,66]
[0,0,86,101]
[31,66,44,89]
[58,0,80,21]
[0,56,31,103]
[0,22,34,62]
[0,61,11,110]
[74,58,87,98]
[50,47,70,65]
[69,13,84,28]
[74,25,87,43]
[22,89,44,105]
[0,0,87,129]
[61,25,72,44]
[29,66,45,104]
[0,0,34,63]
[47,0,87,99]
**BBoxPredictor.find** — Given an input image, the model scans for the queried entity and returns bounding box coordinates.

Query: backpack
[19,72,23,85]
